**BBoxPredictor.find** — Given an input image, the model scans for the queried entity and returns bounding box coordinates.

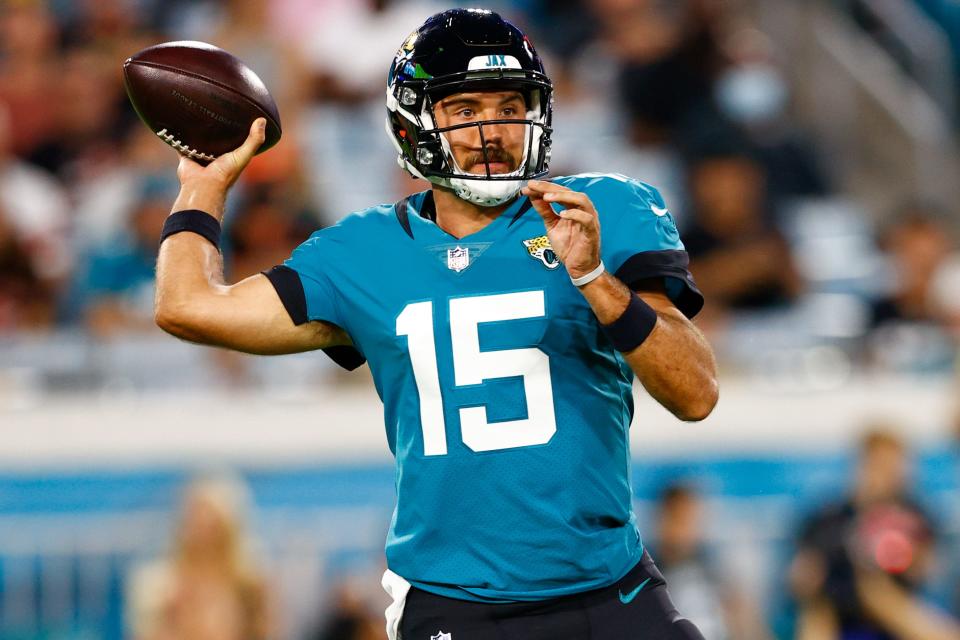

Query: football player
[155,9,718,639]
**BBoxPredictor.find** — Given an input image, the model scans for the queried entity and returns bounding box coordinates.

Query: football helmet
[386,9,553,206]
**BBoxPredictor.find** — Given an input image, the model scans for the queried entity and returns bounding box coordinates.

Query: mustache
[463,146,517,171]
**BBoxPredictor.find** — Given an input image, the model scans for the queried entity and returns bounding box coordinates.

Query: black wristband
[600,293,658,353]
[160,209,221,249]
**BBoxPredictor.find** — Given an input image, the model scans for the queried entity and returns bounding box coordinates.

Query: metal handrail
[856,0,956,119]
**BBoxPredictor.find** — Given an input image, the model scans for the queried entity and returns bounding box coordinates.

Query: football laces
[155,128,217,162]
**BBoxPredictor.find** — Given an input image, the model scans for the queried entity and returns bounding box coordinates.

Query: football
[122,41,281,165]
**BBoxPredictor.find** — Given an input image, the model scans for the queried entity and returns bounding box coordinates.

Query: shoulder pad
[550,173,667,219]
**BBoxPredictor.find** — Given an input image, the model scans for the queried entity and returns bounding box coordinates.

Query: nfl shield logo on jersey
[447,246,470,272]
[431,632,452,640]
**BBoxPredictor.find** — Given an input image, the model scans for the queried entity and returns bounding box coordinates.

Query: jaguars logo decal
[522,235,560,269]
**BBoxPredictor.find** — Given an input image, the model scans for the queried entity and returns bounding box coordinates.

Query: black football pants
[400,551,706,640]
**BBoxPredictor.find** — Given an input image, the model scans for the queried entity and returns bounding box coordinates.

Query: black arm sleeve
[613,249,704,319]
[262,265,366,371]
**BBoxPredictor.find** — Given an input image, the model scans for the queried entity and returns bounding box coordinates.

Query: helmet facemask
[433,102,539,206]
[386,69,553,207]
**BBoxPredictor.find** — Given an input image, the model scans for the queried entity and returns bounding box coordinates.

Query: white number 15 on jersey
[396,291,557,455]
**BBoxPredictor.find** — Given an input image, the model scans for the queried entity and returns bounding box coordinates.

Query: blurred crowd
[0,0,958,380]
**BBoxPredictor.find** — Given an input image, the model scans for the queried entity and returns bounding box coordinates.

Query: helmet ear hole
[415,138,443,170]
[416,147,434,165]
[400,87,418,106]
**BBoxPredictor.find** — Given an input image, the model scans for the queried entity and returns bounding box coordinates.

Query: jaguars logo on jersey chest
[522,235,560,270]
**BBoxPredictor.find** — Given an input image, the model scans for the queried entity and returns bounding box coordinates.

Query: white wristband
[570,261,605,287]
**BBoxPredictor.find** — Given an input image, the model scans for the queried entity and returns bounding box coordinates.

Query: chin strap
[451,177,523,206]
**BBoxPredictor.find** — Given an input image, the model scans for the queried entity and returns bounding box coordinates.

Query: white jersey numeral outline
[396,291,557,455]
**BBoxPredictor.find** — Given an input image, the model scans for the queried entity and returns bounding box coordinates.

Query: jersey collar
[394,190,533,241]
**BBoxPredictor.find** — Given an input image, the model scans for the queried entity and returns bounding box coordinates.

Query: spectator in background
[871,206,952,329]
[546,45,688,216]
[0,202,55,332]
[603,0,729,147]
[0,0,61,157]
[72,186,169,337]
[651,483,771,640]
[713,27,830,202]
[871,203,952,327]
[0,101,72,294]
[129,475,274,640]
[682,147,802,323]
[304,0,444,106]
[789,428,960,640]
[60,0,152,56]
[309,584,385,640]
[28,43,132,179]
[869,205,957,373]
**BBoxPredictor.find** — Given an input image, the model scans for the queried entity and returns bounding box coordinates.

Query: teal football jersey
[268,173,703,602]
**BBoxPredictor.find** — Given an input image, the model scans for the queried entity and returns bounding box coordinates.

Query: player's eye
[455,108,474,118]
[501,107,517,116]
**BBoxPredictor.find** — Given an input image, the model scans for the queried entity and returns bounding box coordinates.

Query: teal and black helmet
[385,8,554,206]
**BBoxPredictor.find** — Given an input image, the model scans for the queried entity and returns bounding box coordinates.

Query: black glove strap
[160,209,222,249]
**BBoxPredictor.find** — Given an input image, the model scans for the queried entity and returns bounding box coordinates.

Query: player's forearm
[155,177,230,324]
[154,230,228,341]
[155,180,232,336]
[625,310,718,421]
[579,274,719,421]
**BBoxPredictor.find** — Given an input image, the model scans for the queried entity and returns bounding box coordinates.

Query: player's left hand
[522,180,601,280]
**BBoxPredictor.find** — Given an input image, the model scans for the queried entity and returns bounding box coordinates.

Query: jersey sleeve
[595,176,704,318]
[262,229,366,371]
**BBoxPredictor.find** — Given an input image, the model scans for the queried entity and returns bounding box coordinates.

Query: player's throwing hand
[176,117,267,190]
[522,180,602,281]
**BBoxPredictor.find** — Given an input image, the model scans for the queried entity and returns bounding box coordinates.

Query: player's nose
[480,120,504,144]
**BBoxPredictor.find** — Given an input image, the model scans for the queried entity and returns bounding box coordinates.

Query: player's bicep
[168,273,350,355]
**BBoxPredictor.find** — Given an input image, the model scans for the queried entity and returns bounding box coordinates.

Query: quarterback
[155,9,718,640]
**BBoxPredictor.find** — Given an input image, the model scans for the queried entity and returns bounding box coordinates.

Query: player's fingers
[526,182,597,219]
[218,118,266,180]
[521,187,561,226]
[237,117,267,157]
[176,154,202,182]
[525,179,570,194]
[542,189,595,213]
[178,155,198,172]
[557,208,598,231]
